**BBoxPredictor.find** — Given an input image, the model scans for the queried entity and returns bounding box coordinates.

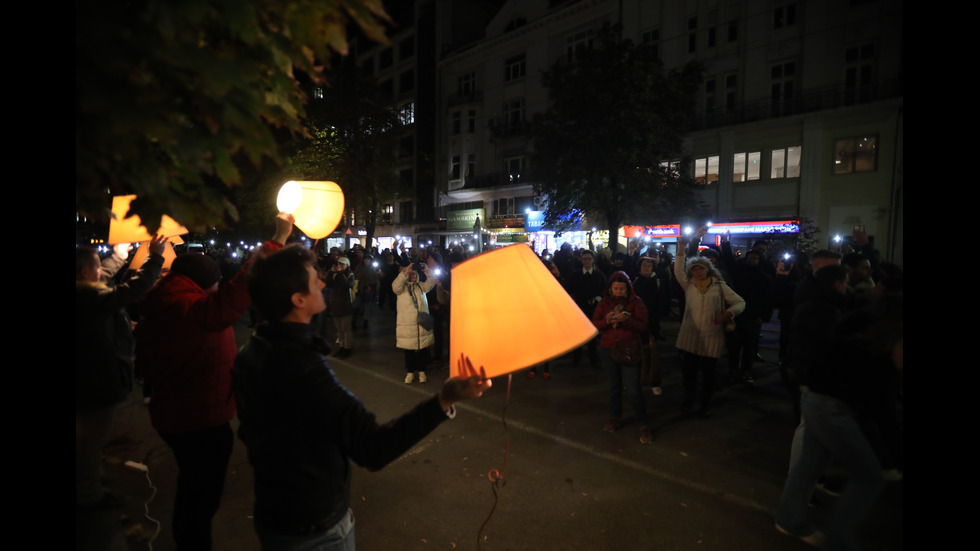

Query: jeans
[599,347,648,425]
[774,391,884,551]
[256,508,355,551]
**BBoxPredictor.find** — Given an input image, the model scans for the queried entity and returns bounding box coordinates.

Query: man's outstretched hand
[438,355,492,411]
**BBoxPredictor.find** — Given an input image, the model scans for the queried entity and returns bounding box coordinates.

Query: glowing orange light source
[108,195,188,245]
[277,181,345,239]
[449,244,598,379]
[128,238,181,271]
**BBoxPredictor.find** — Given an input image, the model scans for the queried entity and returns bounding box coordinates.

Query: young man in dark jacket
[233,245,491,550]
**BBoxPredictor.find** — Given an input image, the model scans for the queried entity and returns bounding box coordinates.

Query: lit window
[834,136,877,174]
[399,102,414,125]
[504,156,525,183]
[733,152,761,182]
[771,146,802,178]
[693,156,720,184]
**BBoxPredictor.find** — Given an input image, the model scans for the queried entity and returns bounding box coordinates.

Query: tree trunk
[606,211,621,253]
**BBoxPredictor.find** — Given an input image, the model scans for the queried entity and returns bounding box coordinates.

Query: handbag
[717,281,736,332]
[408,284,435,331]
[416,311,435,331]
[611,328,640,365]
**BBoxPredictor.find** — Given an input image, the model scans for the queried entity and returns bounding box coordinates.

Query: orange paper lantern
[108,195,188,245]
[277,181,345,239]
[449,244,598,379]
[128,238,180,271]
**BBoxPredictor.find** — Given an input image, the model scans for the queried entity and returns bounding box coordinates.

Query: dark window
[399,70,414,93]
[458,72,475,97]
[505,54,526,82]
[641,28,660,60]
[379,48,393,69]
[451,155,460,180]
[688,17,697,53]
[399,36,414,61]
[774,4,797,29]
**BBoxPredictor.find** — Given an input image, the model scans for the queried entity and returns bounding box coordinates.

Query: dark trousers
[158,422,233,551]
[404,348,430,373]
[681,352,717,411]
[726,317,762,376]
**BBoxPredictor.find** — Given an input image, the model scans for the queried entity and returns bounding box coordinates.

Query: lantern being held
[449,244,597,379]
[276,181,345,239]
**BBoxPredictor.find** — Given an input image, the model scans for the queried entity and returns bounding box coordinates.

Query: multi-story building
[434,0,902,262]
[348,0,902,263]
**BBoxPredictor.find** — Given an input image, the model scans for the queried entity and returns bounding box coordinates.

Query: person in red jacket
[592,271,652,445]
[135,212,293,551]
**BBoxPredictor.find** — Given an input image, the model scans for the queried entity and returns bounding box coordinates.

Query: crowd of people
[77,219,901,551]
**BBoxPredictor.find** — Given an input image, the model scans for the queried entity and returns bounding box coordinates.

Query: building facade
[350,0,902,263]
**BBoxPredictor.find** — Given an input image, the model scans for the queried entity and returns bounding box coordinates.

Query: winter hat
[336,257,351,267]
[686,256,715,277]
[171,254,222,290]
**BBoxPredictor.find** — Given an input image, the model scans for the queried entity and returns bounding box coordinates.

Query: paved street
[79,306,902,551]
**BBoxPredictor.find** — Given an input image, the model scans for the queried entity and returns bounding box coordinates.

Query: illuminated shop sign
[624,225,680,238]
[705,220,799,234]
[524,210,582,232]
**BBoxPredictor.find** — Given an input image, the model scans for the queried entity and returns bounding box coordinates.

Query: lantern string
[477,372,512,550]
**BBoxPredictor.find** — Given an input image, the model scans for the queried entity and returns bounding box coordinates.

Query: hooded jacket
[393,269,435,350]
[673,248,746,358]
[592,271,649,349]
[135,241,282,433]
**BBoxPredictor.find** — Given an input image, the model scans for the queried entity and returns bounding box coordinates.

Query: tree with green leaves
[76,0,391,233]
[529,23,704,252]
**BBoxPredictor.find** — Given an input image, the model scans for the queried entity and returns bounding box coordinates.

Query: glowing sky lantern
[449,244,598,379]
[108,195,188,245]
[277,181,345,239]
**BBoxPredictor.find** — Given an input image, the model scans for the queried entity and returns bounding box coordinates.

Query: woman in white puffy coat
[393,263,435,383]
[674,234,745,418]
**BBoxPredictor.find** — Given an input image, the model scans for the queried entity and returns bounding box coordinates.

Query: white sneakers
[404,372,427,384]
